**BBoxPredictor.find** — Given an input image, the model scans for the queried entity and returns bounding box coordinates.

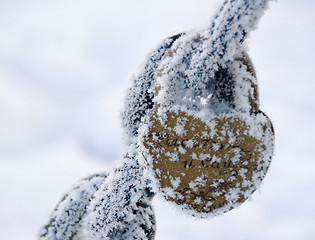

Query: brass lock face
[142,109,273,215]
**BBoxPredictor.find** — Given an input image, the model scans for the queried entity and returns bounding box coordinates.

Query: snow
[1,0,315,240]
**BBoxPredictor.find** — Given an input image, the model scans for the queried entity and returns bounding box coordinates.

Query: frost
[225,188,241,203]
[151,1,271,117]
[212,142,223,151]
[122,34,183,146]
[139,20,275,213]
[39,172,109,240]
[39,151,156,240]
[194,198,202,205]
[170,177,181,189]
[40,0,276,237]
[185,139,196,148]
[189,175,207,189]
[165,151,179,162]
[174,123,186,136]
[85,153,155,240]
[178,146,187,154]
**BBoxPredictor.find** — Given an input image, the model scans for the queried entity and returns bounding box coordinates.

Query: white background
[0,0,314,239]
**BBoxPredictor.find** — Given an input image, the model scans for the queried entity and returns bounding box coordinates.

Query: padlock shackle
[155,0,271,114]
[187,0,271,104]
[206,0,270,59]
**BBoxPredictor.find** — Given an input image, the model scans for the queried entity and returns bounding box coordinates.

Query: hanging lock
[139,41,274,217]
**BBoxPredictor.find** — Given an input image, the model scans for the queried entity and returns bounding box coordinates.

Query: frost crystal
[39,173,109,240]
[122,34,183,145]
[154,0,271,114]
[85,152,155,240]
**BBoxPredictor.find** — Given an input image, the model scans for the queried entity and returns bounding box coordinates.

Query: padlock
[138,1,275,218]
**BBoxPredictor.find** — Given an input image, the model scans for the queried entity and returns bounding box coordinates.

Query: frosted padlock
[138,33,275,217]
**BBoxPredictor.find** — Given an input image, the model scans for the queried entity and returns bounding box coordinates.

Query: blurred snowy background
[0,0,314,239]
